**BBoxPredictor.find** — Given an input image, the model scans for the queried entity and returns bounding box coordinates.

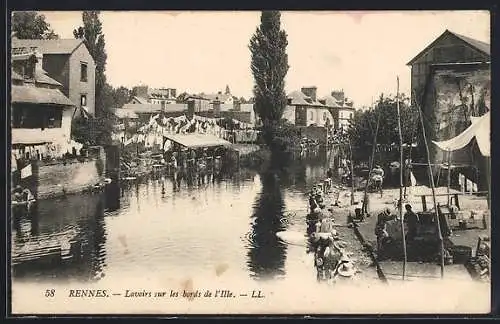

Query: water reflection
[12,192,107,282]
[247,166,288,280]
[105,182,121,212]
[12,149,338,283]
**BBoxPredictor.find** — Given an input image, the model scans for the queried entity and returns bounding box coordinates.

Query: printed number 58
[45,289,55,297]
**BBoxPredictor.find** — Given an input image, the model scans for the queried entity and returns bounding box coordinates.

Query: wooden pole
[404,108,417,198]
[486,156,491,209]
[347,135,355,205]
[447,149,452,205]
[396,77,407,280]
[414,92,445,279]
[362,112,381,215]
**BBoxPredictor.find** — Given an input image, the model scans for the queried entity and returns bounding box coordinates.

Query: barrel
[450,245,473,264]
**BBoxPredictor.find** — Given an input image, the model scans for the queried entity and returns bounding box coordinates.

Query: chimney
[301,87,317,101]
[331,90,345,102]
[187,100,195,119]
[24,53,38,79]
[34,50,43,72]
[213,100,221,117]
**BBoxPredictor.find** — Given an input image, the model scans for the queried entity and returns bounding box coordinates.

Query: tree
[249,11,289,147]
[347,93,421,161]
[112,86,131,108]
[12,11,59,39]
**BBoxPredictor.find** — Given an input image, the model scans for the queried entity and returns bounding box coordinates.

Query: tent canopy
[163,134,232,149]
[432,111,490,157]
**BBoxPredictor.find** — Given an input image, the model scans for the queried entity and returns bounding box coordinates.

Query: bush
[257,119,302,153]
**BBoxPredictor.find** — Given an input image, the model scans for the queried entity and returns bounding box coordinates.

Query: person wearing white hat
[336,260,356,278]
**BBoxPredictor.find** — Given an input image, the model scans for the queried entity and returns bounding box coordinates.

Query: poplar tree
[73,11,113,145]
[249,11,289,146]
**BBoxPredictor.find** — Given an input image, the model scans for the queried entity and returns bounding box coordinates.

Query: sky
[38,10,490,107]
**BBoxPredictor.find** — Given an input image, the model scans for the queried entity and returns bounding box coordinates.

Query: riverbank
[329,185,489,282]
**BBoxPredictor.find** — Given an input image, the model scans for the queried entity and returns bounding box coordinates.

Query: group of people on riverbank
[306,184,356,281]
[374,203,421,259]
[164,147,224,172]
[121,146,226,180]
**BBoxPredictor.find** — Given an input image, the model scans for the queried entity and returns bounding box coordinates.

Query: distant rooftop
[12,38,86,55]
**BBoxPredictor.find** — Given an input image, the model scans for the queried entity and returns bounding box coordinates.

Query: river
[11,148,376,287]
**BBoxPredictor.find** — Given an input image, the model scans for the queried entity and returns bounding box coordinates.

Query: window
[323,112,328,121]
[12,104,62,129]
[350,113,353,119]
[80,62,88,82]
[309,111,314,120]
[46,107,63,128]
[81,94,87,107]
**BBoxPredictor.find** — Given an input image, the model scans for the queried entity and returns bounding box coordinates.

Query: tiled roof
[186,95,209,101]
[11,68,62,86]
[319,95,342,108]
[35,68,62,86]
[202,93,232,102]
[407,29,490,65]
[287,90,325,107]
[12,85,74,106]
[122,103,163,114]
[287,90,313,105]
[131,96,149,104]
[12,38,85,55]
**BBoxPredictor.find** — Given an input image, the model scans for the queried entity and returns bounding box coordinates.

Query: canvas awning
[432,111,490,157]
[163,134,232,148]
[12,85,75,106]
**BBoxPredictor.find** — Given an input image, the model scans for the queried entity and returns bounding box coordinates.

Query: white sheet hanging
[432,112,490,157]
